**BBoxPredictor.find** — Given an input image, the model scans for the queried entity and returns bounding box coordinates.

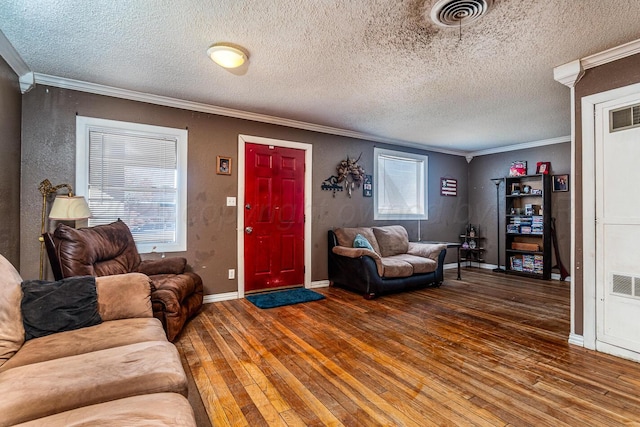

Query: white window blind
[374,148,428,220]
[76,117,188,253]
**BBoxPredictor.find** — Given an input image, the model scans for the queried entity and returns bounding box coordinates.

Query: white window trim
[373,147,428,221]
[76,116,188,253]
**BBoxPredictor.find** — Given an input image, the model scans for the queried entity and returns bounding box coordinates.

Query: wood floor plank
[177,269,640,426]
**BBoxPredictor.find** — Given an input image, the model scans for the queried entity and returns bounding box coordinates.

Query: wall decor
[336,154,365,197]
[216,155,232,175]
[552,174,569,192]
[509,161,527,176]
[321,175,343,197]
[536,161,551,174]
[440,177,457,196]
[363,174,372,197]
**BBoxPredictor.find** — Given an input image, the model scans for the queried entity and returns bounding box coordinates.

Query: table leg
[457,247,461,280]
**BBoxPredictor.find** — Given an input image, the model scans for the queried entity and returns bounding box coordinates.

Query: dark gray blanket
[21,275,102,340]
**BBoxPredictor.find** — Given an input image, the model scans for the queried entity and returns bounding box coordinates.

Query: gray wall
[20,85,468,294]
[0,57,21,267]
[468,144,571,270]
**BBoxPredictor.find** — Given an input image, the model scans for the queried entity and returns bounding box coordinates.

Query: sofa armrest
[407,242,448,263]
[96,273,153,321]
[332,246,384,277]
[137,257,187,275]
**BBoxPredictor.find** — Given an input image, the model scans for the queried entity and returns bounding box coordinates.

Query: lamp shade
[48,196,92,220]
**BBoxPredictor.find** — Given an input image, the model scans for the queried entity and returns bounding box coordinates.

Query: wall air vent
[429,0,494,28]
[610,104,640,132]
[612,273,640,299]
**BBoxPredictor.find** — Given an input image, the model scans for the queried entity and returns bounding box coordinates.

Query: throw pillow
[21,276,102,341]
[353,233,374,251]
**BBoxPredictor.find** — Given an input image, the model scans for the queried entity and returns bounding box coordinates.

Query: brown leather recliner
[44,219,203,341]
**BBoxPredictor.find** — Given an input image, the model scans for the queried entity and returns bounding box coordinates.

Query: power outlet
[228,269,235,280]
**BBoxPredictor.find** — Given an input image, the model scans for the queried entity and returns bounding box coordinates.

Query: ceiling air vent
[610,104,640,132]
[429,0,494,28]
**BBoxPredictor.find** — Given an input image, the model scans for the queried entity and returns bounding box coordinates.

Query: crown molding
[33,73,468,157]
[0,30,34,93]
[467,135,571,158]
[555,38,640,88]
[581,37,640,70]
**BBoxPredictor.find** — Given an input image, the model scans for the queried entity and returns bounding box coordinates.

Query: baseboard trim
[568,333,584,347]
[203,292,238,303]
[309,280,330,288]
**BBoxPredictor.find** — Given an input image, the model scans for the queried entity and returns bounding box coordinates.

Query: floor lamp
[38,179,91,279]
[490,178,505,273]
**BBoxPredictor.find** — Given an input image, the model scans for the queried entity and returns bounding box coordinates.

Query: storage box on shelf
[504,174,551,279]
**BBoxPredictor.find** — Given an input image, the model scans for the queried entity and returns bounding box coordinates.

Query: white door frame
[581,81,640,360]
[237,134,313,298]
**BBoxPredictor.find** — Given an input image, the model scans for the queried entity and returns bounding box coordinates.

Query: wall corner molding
[554,60,584,88]
[0,29,34,93]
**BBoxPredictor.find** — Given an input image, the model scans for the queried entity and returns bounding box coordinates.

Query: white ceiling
[2,0,640,154]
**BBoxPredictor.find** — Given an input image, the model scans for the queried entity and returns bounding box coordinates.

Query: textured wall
[20,85,467,294]
[572,52,640,335]
[468,144,571,271]
[0,57,21,267]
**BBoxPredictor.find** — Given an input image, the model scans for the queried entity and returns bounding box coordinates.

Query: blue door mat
[246,288,326,309]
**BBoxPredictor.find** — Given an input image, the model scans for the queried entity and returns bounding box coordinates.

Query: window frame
[76,116,188,253]
[373,147,428,221]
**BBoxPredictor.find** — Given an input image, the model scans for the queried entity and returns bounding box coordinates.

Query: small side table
[417,241,462,280]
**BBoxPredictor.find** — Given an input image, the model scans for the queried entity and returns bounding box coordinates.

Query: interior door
[596,100,640,353]
[244,143,305,292]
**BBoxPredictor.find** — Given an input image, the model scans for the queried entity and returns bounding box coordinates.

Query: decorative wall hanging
[336,154,365,197]
[440,177,457,196]
[321,175,343,197]
[363,175,372,197]
[509,161,527,177]
[552,174,569,192]
[536,161,551,174]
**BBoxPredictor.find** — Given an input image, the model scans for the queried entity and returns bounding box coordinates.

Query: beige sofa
[0,255,196,426]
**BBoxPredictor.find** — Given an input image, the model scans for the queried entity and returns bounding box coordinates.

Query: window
[374,148,428,220]
[76,116,188,253]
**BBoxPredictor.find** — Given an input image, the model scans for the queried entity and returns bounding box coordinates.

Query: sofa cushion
[392,254,438,274]
[13,393,196,427]
[53,220,142,277]
[353,233,375,251]
[379,257,413,278]
[0,318,166,371]
[21,276,102,341]
[0,340,187,426]
[96,273,153,321]
[334,227,381,255]
[0,255,25,368]
[373,226,409,257]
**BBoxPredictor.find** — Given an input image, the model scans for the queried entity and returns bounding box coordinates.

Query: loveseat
[328,225,446,299]
[0,255,196,426]
[44,219,203,341]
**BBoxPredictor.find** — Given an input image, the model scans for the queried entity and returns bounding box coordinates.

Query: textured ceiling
[2,0,640,153]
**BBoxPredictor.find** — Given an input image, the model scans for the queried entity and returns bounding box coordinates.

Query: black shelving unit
[504,174,551,280]
[459,225,485,268]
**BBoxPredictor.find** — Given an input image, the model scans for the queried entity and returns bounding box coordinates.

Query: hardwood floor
[175,269,640,426]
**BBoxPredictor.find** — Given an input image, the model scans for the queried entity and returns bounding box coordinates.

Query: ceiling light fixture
[207,44,248,69]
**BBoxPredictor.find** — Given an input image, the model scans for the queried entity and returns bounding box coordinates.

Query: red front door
[244,143,305,292]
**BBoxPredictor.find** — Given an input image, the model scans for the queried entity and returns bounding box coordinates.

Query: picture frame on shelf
[510,183,521,195]
[216,156,232,175]
[509,161,527,177]
[536,161,551,174]
[552,174,569,192]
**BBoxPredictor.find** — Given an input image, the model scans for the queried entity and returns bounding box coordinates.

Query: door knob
[245,204,251,210]
[245,226,253,234]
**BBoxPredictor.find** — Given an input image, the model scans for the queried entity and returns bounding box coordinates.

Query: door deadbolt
[245,227,253,234]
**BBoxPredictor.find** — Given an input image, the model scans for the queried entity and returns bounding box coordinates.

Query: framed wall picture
[440,177,457,196]
[363,174,373,197]
[552,174,569,192]
[216,156,232,175]
[536,161,551,174]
